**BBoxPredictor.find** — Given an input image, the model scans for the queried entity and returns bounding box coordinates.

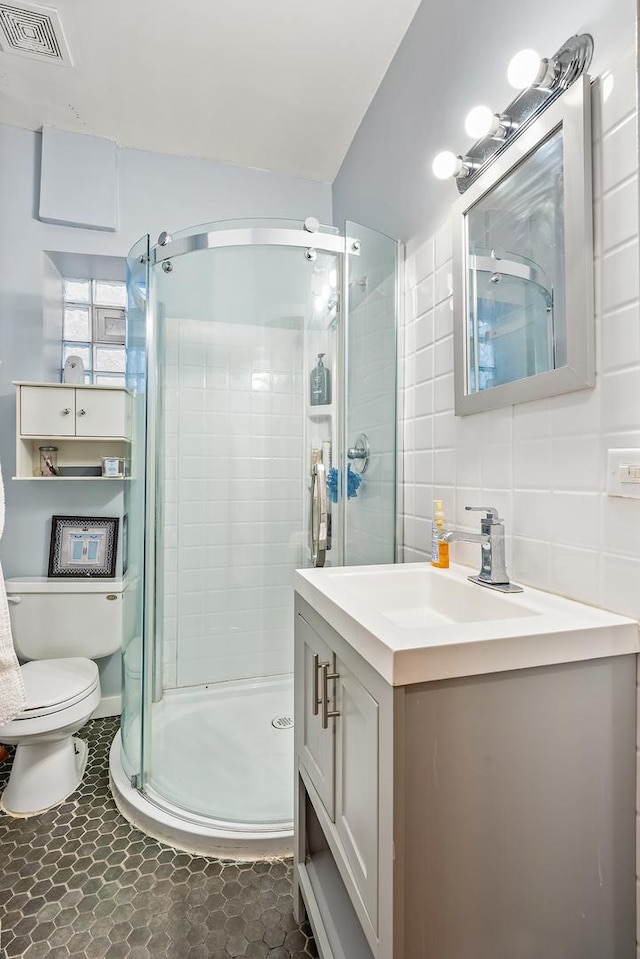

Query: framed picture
[93,306,126,344]
[48,516,119,578]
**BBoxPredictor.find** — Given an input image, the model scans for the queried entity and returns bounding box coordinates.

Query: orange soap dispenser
[431,499,450,569]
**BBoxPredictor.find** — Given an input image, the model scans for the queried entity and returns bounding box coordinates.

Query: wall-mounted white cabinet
[14,382,131,480]
[20,385,129,438]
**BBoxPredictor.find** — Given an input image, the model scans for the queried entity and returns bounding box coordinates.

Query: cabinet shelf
[14,380,128,391]
[303,851,374,959]
[14,383,131,480]
[307,402,335,420]
[12,476,130,482]
[17,434,131,443]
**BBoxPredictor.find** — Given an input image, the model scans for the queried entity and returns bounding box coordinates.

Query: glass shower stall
[110,218,399,856]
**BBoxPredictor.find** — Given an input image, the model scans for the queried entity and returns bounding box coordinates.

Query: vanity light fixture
[432,150,477,180]
[507,49,549,89]
[432,31,593,193]
[464,105,513,141]
[508,33,593,92]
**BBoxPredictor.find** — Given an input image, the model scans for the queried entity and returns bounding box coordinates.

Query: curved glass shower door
[343,221,398,566]
[147,236,341,825]
[117,218,399,848]
[121,234,149,786]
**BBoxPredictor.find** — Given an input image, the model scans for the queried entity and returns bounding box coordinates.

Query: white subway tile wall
[160,319,304,689]
[402,45,639,608]
[401,44,640,943]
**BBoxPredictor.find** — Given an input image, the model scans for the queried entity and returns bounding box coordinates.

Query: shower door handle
[311,462,327,568]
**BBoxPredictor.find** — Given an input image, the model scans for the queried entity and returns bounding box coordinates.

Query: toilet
[0,577,123,816]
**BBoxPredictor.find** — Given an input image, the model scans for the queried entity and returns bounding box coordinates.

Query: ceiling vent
[0,2,72,65]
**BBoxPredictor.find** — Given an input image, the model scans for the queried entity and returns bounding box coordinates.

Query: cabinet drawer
[75,389,128,437]
[20,387,76,436]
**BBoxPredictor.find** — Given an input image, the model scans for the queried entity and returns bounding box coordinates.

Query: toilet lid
[20,658,99,718]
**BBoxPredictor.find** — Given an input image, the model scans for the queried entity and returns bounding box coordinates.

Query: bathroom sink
[294,563,639,685]
[320,565,536,628]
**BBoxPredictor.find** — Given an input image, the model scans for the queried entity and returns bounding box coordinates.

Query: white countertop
[294,563,640,686]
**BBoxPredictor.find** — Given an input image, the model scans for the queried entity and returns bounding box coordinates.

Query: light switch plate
[606,449,640,499]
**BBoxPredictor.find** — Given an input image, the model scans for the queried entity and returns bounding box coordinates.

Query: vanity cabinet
[294,592,637,959]
[14,382,130,479]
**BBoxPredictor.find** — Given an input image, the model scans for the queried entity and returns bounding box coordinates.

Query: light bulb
[464,105,498,139]
[432,151,460,180]
[507,48,542,89]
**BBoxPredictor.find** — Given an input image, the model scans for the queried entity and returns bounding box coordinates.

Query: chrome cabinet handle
[320,661,340,729]
[62,408,71,415]
[312,654,321,716]
[77,408,86,416]
[311,462,327,568]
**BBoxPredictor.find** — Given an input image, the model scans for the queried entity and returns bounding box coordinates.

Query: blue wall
[0,123,332,697]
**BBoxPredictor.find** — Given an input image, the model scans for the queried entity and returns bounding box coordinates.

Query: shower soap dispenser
[310,353,331,406]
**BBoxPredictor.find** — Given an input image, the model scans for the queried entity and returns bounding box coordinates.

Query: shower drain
[271,715,294,730]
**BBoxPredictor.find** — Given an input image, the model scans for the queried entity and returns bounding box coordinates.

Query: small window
[62,279,127,385]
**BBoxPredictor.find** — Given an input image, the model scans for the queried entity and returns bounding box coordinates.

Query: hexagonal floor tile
[0,717,318,958]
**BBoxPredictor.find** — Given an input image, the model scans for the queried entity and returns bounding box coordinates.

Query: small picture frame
[101,456,125,478]
[93,306,126,344]
[48,515,119,578]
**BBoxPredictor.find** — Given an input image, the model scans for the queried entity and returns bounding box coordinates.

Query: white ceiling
[0,0,422,182]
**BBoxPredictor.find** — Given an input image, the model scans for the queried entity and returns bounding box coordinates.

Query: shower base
[109,675,294,859]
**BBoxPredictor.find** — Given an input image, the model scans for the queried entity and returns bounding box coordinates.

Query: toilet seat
[19,658,99,719]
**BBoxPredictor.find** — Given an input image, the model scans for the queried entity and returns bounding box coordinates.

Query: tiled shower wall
[401,43,640,945]
[161,319,304,688]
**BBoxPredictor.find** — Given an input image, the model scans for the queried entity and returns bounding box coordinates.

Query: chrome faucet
[442,506,523,593]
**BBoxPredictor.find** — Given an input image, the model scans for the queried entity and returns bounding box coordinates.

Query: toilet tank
[5,578,124,660]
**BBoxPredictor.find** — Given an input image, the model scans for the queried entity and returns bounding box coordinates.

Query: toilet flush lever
[7,595,21,604]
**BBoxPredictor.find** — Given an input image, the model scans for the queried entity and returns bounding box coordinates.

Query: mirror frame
[453,75,594,415]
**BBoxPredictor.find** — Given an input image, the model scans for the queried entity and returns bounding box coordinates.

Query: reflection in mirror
[453,77,594,415]
[467,129,564,393]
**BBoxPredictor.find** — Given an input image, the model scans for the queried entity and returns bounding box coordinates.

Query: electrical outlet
[606,449,640,499]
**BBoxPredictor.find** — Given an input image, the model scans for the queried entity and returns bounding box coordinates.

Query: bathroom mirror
[453,76,594,415]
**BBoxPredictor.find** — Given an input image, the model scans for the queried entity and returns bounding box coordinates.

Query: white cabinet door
[20,387,76,436]
[335,659,379,930]
[298,614,335,820]
[75,389,128,437]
